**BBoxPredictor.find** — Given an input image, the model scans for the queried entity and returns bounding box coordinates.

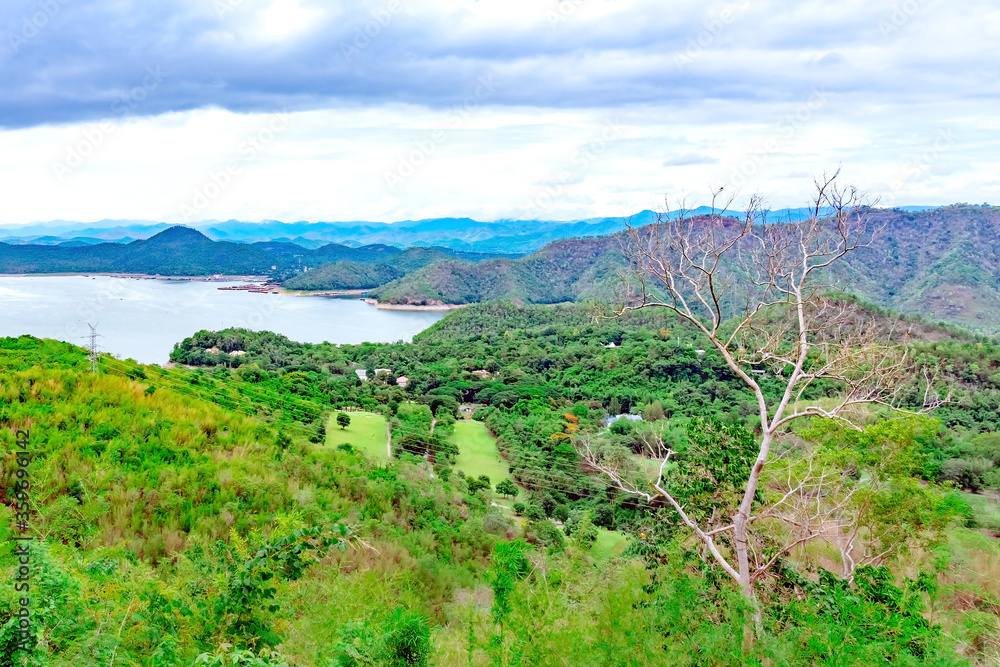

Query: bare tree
[579,172,944,620]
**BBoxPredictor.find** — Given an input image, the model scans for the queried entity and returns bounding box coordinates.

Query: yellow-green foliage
[0,339,502,666]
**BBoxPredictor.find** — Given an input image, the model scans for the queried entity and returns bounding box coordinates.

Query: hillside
[6,300,1000,664]
[283,246,520,290]
[0,226,279,275]
[369,206,1000,335]
[836,206,1000,333]
[369,236,625,305]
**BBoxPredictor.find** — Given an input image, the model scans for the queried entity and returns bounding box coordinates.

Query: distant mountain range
[0,206,942,254]
[3,205,997,336]
[367,205,1000,337]
[0,226,512,278]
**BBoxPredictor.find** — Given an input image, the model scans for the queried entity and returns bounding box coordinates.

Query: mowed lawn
[453,420,520,499]
[326,411,388,460]
[593,528,628,560]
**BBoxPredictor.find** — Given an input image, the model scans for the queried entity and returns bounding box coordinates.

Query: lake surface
[0,276,444,364]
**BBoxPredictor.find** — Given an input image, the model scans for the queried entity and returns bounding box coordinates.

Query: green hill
[0,226,279,276]
[368,206,1000,335]
[6,297,1000,664]
[283,246,517,290]
[369,236,625,305]
[835,206,1000,334]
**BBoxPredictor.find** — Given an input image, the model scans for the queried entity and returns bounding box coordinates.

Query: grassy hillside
[452,421,519,499]
[325,411,388,459]
[0,337,506,666]
[9,297,1000,665]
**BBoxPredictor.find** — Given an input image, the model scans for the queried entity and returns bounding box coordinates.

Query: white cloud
[0,0,997,223]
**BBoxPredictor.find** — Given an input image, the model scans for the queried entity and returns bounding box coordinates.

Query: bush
[529,520,565,549]
[332,607,431,667]
[482,512,508,536]
[522,504,545,521]
[593,505,615,529]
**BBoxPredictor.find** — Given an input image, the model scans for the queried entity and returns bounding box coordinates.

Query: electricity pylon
[83,323,103,373]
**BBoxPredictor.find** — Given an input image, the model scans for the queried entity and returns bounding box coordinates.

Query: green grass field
[326,411,389,460]
[453,420,520,499]
[592,527,629,560]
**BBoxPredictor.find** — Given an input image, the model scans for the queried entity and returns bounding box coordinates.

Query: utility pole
[83,323,102,373]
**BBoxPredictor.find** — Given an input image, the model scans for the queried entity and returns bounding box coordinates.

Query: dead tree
[580,171,944,617]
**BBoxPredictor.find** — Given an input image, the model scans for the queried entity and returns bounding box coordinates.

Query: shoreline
[279,287,369,298]
[364,298,465,312]
[0,272,269,281]
[0,273,466,311]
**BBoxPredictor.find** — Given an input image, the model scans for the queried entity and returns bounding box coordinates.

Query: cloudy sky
[0,0,997,226]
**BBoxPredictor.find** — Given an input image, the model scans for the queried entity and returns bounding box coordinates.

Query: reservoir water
[0,276,444,364]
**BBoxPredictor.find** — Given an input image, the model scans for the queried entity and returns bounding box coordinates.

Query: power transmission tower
[83,323,103,373]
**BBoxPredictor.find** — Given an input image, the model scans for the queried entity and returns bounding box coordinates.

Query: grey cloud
[0,0,998,129]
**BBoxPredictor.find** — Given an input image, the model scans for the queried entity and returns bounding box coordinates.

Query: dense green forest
[0,228,507,280]
[360,206,1000,336]
[283,248,510,291]
[4,299,1000,665]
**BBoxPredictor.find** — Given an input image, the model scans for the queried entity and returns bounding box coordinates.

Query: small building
[374,368,392,375]
[355,369,368,381]
[396,376,409,387]
[471,369,491,379]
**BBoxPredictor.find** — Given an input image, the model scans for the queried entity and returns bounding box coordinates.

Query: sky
[1,0,997,226]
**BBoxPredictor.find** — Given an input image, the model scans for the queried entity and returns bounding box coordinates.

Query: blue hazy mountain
[0,206,947,255]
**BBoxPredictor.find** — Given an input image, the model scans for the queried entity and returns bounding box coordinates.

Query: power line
[99,359,645,500]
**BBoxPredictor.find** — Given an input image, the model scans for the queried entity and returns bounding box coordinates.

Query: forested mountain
[283,246,517,290]
[834,206,1000,333]
[0,226,278,275]
[0,227,510,278]
[0,212,661,253]
[367,206,1000,335]
[368,236,625,304]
